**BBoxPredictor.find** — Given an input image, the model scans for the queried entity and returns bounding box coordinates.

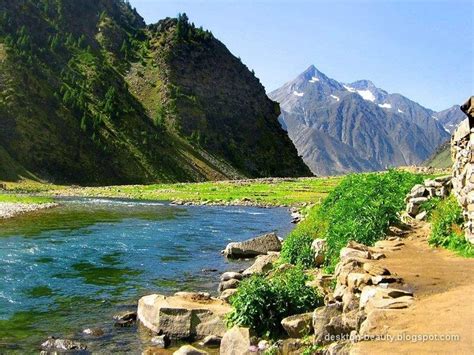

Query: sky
[129,0,473,111]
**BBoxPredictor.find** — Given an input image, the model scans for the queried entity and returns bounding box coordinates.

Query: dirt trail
[351,222,474,354]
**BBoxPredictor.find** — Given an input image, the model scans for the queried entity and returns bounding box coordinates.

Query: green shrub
[280,209,324,268]
[420,197,441,218]
[321,170,423,270]
[226,267,322,337]
[429,195,474,257]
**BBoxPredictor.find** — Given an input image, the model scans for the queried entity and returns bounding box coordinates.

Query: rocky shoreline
[0,202,58,219]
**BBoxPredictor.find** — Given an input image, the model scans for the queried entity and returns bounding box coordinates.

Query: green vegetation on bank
[228,170,424,337]
[227,267,322,337]
[1,177,342,207]
[280,170,424,271]
[428,195,474,257]
[0,194,53,204]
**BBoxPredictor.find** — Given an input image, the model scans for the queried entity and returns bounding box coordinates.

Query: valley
[0,1,471,354]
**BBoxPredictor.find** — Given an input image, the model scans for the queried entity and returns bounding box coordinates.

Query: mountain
[269,65,451,175]
[424,141,452,169]
[0,1,310,184]
[433,105,466,133]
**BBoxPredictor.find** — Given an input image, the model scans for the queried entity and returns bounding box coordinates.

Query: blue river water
[0,198,294,353]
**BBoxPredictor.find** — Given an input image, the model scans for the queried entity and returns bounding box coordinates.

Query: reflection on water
[0,198,293,353]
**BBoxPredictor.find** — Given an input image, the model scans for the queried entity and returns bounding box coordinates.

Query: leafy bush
[429,195,474,257]
[280,210,324,268]
[321,170,423,270]
[419,197,441,218]
[226,267,322,337]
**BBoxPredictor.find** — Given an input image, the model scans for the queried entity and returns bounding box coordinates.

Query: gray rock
[219,326,251,355]
[41,338,87,351]
[220,272,243,282]
[218,279,240,292]
[362,263,390,276]
[281,312,313,338]
[113,310,137,327]
[219,288,238,303]
[311,238,327,266]
[242,253,279,276]
[137,293,230,339]
[415,211,428,220]
[313,304,342,345]
[223,232,282,258]
[346,272,372,291]
[174,345,208,355]
[199,334,222,347]
[424,179,443,188]
[408,184,428,198]
[346,240,369,251]
[113,310,137,321]
[151,334,170,348]
[365,295,414,313]
[406,202,420,216]
[339,247,370,261]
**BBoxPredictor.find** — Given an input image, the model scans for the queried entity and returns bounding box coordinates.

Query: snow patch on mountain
[398,108,404,114]
[343,85,356,93]
[309,76,320,83]
[356,89,376,102]
[378,103,392,109]
[293,91,304,97]
[330,95,340,101]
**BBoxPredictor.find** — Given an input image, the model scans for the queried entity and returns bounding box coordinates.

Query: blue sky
[130,0,472,111]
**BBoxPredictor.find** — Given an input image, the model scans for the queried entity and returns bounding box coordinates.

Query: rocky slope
[269,65,452,175]
[0,1,310,184]
[433,105,466,133]
[424,141,452,169]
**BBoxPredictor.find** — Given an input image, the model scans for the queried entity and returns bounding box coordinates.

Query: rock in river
[173,345,208,354]
[223,232,281,258]
[137,292,231,340]
[41,337,87,351]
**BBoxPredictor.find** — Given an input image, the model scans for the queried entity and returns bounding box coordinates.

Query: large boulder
[223,233,282,258]
[220,326,251,355]
[359,286,413,311]
[312,304,342,345]
[242,252,279,276]
[137,292,231,340]
[339,247,370,261]
[281,312,313,338]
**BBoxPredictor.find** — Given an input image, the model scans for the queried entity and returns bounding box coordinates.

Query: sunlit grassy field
[1,177,343,206]
[0,194,53,204]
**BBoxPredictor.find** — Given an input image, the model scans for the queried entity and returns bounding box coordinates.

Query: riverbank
[0,194,57,219]
[1,177,342,207]
[0,202,58,219]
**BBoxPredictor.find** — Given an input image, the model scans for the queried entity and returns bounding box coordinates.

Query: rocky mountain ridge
[269,65,456,175]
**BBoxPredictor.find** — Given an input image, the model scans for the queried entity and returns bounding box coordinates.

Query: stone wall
[451,97,474,244]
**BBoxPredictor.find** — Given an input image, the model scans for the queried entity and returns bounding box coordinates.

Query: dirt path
[351,222,474,354]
